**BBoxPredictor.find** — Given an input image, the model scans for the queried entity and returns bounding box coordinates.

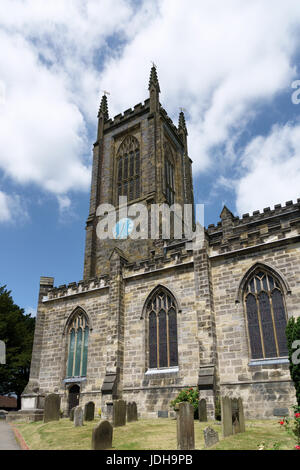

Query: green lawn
[15,418,297,450]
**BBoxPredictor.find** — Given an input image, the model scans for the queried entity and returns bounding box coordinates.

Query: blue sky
[1,0,300,315]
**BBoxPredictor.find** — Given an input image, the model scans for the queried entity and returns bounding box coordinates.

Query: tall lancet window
[66,310,89,377]
[146,288,178,369]
[244,269,288,360]
[164,144,175,205]
[117,135,140,202]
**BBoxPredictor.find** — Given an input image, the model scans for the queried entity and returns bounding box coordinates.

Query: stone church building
[22,66,300,420]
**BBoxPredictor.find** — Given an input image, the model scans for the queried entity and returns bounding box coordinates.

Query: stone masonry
[21,66,300,421]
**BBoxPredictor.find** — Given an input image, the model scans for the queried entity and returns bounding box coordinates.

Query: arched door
[68,384,80,414]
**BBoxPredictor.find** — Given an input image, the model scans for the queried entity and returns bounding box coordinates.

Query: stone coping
[145,367,179,375]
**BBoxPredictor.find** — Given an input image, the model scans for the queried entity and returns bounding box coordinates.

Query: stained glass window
[66,311,89,377]
[244,270,288,359]
[117,136,140,203]
[147,289,178,369]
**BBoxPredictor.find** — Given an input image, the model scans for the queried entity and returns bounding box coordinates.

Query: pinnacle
[98,94,109,120]
[148,64,160,92]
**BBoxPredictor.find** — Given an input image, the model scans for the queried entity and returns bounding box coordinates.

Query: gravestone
[158,410,168,418]
[84,401,95,421]
[43,393,60,423]
[91,420,113,450]
[198,399,207,422]
[176,402,195,450]
[74,406,84,427]
[231,398,240,434]
[113,399,126,427]
[70,407,75,421]
[127,402,138,422]
[238,398,245,433]
[221,396,232,437]
[273,408,289,417]
[203,426,219,448]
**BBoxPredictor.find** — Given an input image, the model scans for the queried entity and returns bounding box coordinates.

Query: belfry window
[66,311,89,377]
[146,288,178,369]
[117,135,140,202]
[244,270,288,360]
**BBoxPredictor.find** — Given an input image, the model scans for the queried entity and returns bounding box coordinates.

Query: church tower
[83,66,195,279]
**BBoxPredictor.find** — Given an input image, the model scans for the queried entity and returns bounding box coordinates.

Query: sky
[1,0,300,316]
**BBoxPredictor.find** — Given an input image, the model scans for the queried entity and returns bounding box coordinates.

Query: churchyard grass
[14,418,297,450]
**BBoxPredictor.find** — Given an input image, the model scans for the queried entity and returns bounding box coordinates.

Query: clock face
[113,218,134,240]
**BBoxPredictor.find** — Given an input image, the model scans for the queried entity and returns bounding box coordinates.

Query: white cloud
[0,0,139,212]
[25,306,36,317]
[235,123,300,215]
[0,191,26,222]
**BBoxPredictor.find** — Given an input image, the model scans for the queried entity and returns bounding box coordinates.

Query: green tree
[286,317,300,406]
[0,285,35,409]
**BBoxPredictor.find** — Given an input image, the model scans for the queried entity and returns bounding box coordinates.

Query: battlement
[124,244,193,278]
[207,198,300,253]
[103,99,150,131]
[44,276,109,301]
[159,105,182,141]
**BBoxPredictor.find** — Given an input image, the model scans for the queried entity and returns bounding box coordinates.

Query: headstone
[70,407,75,421]
[84,401,95,421]
[132,402,138,421]
[43,393,60,423]
[221,396,232,437]
[113,399,126,427]
[231,398,240,434]
[74,406,84,427]
[203,426,219,448]
[238,398,245,433]
[127,402,138,422]
[91,420,113,450]
[158,410,168,418]
[176,402,195,450]
[273,407,289,417]
[198,399,207,422]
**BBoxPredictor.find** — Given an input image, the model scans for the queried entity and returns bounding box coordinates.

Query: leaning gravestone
[238,398,245,433]
[44,393,61,423]
[203,426,219,448]
[92,420,113,450]
[198,399,207,422]
[221,396,232,437]
[232,398,240,434]
[84,401,95,421]
[176,402,195,450]
[113,399,126,427]
[74,406,84,427]
[70,407,75,421]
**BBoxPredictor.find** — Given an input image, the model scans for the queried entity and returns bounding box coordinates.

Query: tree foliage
[286,317,300,406]
[0,285,35,408]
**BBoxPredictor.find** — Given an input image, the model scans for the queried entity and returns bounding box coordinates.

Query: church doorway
[68,384,80,415]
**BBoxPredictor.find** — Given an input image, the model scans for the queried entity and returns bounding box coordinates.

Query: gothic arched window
[244,269,288,360]
[66,310,89,377]
[117,135,140,202]
[164,145,175,205]
[146,288,178,369]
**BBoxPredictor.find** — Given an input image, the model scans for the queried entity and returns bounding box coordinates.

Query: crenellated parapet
[43,276,110,302]
[207,199,300,254]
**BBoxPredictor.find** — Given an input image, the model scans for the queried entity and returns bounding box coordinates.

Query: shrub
[279,405,300,446]
[286,317,300,406]
[170,387,199,418]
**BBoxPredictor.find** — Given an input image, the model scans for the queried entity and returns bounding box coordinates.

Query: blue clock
[113,218,134,239]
